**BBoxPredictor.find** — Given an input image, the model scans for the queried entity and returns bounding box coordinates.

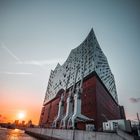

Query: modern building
[39,29,125,131]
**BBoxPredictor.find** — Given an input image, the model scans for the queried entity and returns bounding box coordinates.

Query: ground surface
[0,128,39,140]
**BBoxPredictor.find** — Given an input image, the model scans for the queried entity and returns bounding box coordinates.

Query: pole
[137,113,140,136]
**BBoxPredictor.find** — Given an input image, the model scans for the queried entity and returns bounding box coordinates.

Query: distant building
[21,121,25,126]
[39,29,125,130]
[14,120,19,126]
[27,120,33,127]
[119,106,126,119]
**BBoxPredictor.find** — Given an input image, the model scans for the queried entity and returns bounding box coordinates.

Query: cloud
[1,72,32,75]
[129,97,140,103]
[16,59,64,66]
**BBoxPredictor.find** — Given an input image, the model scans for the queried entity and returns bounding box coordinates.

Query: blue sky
[0,0,140,123]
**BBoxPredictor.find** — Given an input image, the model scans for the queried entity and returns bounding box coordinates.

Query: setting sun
[17,112,26,120]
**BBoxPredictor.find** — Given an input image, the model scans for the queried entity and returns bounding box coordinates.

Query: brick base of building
[39,72,125,131]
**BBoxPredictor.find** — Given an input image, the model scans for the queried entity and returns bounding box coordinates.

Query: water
[0,128,39,140]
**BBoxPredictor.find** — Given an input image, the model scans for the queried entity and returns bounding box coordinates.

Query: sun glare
[18,112,26,120]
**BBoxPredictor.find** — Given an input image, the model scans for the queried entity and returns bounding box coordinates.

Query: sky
[0,0,140,124]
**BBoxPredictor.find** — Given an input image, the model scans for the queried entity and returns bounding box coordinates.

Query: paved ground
[0,128,39,140]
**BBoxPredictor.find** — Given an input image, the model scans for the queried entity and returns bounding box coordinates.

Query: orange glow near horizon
[0,107,41,125]
[0,89,42,125]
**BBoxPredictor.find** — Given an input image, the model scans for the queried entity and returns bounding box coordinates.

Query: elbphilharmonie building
[39,29,125,130]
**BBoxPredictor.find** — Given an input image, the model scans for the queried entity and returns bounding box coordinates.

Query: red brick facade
[39,72,123,131]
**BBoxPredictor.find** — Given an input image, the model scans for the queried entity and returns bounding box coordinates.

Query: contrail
[2,72,32,75]
[18,59,64,66]
[0,41,21,63]
[0,41,64,67]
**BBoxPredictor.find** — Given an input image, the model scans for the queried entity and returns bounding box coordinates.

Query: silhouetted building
[119,106,126,119]
[39,29,125,130]
[21,121,25,126]
[14,120,19,126]
[27,120,33,127]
